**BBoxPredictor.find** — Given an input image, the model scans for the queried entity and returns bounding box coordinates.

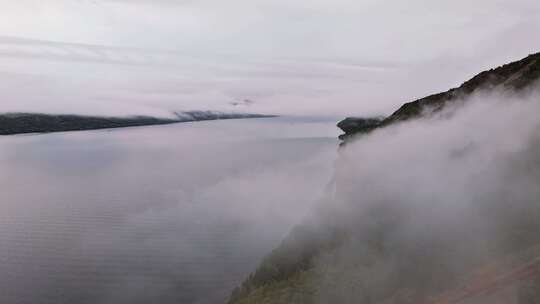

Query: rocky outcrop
[336,117,384,141]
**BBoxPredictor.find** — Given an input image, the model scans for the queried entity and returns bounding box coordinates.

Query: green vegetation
[0,111,274,135]
[228,222,347,304]
[338,52,540,140]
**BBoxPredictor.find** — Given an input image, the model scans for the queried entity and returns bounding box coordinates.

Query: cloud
[0,36,408,116]
[303,88,540,302]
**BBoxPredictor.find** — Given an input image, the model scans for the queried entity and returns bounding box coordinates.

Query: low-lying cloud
[301,89,540,303]
[1,0,540,118]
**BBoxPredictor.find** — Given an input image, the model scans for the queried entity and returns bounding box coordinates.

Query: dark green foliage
[337,117,384,141]
[338,52,540,141]
[227,223,346,304]
[336,117,384,134]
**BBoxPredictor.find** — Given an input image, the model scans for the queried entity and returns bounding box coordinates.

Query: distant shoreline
[0,112,276,136]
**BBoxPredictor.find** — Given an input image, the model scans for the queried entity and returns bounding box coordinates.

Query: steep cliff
[229,52,540,304]
[0,111,273,135]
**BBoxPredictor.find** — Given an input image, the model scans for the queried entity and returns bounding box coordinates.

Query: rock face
[338,52,540,140]
[0,111,273,135]
[229,52,540,304]
[336,117,384,141]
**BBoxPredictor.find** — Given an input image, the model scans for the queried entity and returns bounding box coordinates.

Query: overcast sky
[1,0,539,116]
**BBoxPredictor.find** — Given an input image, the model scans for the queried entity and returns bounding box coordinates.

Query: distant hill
[0,111,274,135]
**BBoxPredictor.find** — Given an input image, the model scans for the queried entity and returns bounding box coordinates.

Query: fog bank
[307,89,540,302]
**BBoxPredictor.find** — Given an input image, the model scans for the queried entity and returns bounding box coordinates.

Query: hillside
[228,53,540,304]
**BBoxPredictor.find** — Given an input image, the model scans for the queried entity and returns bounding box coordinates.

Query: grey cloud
[306,89,540,303]
[0,1,539,117]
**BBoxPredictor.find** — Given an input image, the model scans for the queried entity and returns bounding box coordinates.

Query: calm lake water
[0,117,338,304]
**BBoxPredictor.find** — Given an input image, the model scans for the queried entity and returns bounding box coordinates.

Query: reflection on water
[0,117,338,304]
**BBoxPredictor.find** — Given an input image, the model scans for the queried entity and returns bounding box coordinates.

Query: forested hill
[0,111,273,135]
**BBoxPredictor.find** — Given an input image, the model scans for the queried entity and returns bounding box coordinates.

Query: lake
[0,117,338,304]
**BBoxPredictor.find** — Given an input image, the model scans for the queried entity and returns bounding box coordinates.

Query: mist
[294,88,540,303]
[2,1,540,304]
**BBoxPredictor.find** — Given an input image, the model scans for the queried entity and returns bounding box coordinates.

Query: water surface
[0,117,338,304]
